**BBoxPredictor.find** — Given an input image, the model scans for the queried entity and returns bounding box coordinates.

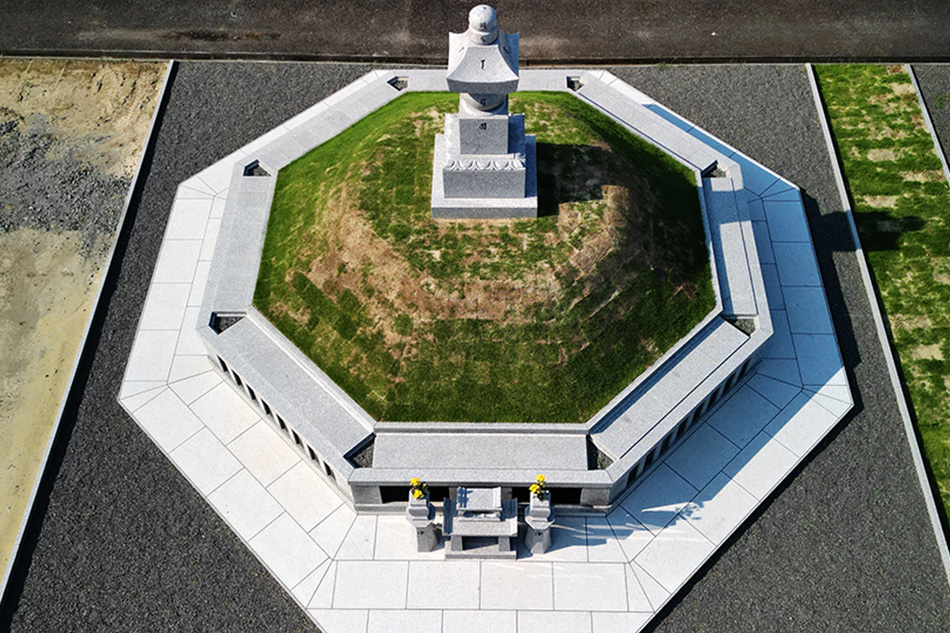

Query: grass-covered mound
[254,91,714,422]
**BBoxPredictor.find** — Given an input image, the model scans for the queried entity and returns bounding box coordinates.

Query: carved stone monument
[431,5,538,219]
[443,487,518,559]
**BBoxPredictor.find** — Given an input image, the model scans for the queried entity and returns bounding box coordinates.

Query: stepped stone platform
[120,67,852,633]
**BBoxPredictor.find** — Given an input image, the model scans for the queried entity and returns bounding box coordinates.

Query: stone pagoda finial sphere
[468,5,499,44]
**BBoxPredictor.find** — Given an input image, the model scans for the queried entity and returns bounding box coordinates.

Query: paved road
[2,1,950,62]
[3,62,950,632]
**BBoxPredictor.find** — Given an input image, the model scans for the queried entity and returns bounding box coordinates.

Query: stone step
[444,536,518,560]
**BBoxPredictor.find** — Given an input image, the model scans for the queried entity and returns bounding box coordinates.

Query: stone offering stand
[443,487,519,559]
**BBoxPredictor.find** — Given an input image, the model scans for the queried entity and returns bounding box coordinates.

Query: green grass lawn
[817,65,950,520]
[254,91,713,423]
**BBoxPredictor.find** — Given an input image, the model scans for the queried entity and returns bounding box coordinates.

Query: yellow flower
[410,478,420,487]
[412,488,424,499]
[530,484,540,493]
[536,474,546,484]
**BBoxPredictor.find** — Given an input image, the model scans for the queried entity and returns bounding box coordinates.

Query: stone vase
[528,495,551,520]
[407,491,432,520]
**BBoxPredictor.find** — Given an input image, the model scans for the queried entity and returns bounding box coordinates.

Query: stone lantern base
[406,493,441,552]
[525,497,553,554]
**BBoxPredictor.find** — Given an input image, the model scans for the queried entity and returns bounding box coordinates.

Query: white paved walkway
[120,71,851,633]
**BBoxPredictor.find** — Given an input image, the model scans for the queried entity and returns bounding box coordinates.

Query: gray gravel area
[913,64,950,169]
[4,63,950,632]
[611,64,950,632]
[2,61,377,633]
[0,112,131,255]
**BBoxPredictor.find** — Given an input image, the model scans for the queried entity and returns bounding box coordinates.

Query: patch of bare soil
[889,314,933,330]
[890,82,916,96]
[901,170,945,182]
[868,148,899,161]
[0,59,162,179]
[300,137,686,360]
[911,344,944,360]
[864,195,899,208]
[0,230,104,573]
[0,59,163,575]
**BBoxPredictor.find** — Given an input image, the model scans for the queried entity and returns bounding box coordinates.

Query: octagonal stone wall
[196,69,773,512]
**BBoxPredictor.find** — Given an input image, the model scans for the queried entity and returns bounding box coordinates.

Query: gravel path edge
[907,65,950,183]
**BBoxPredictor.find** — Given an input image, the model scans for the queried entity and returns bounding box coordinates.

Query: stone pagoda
[431,5,538,219]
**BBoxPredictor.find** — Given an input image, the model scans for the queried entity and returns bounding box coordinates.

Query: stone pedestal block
[524,525,552,554]
[431,134,538,219]
[415,522,441,552]
[406,493,441,552]
[525,497,553,554]
[440,113,529,200]
[457,112,510,154]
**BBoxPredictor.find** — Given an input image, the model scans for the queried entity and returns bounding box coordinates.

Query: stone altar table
[443,487,518,559]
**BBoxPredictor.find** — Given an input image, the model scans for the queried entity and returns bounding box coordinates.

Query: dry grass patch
[901,170,945,182]
[868,148,899,161]
[864,195,899,208]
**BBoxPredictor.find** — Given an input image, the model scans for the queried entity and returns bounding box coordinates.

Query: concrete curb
[0,60,177,608]
[907,64,950,184]
[805,62,950,586]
